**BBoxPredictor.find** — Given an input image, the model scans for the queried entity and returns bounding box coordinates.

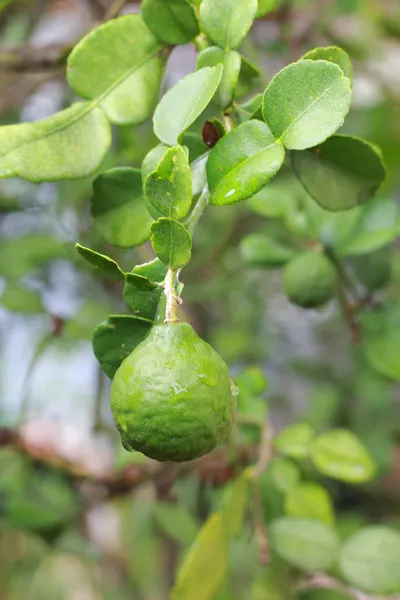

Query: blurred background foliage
[0,0,400,598]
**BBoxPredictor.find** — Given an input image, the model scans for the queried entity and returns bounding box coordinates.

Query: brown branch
[0,43,72,72]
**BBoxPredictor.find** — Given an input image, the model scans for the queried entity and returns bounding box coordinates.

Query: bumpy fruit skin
[283,251,336,308]
[110,322,236,462]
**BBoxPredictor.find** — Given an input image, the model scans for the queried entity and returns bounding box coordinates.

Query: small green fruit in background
[283,251,336,308]
[110,322,236,462]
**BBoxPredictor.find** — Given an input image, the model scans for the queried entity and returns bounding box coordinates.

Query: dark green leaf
[352,248,391,292]
[151,218,192,269]
[284,482,334,524]
[92,168,153,248]
[1,283,44,313]
[365,331,400,381]
[256,0,279,18]
[197,47,241,109]
[339,527,400,595]
[274,423,315,459]
[311,429,376,483]
[92,315,153,378]
[181,133,208,162]
[263,60,352,150]
[291,135,386,211]
[200,0,258,50]
[0,235,68,278]
[302,46,353,81]
[240,233,295,268]
[144,145,192,220]
[142,0,199,45]
[67,14,165,125]
[234,93,263,124]
[207,120,285,205]
[270,517,340,572]
[297,591,353,600]
[153,66,223,145]
[123,273,162,321]
[236,57,261,98]
[75,244,126,281]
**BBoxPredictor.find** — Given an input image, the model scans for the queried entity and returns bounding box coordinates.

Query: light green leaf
[291,135,386,211]
[153,66,223,146]
[1,283,44,314]
[0,103,110,182]
[221,469,251,537]
[92,315,153,378]
[154,503,198,547]
[132,258,168,283]
[339,526,400,595]
[274,423,315,459]
[171,513,228,600]
[284,483,334,524]
[144,145,192,220]
[235,93,263,124]
[75,243,126,281]
[200,0,258,50]
[123,273,161,321]
[207,121,285,205]
[197,47,242,109]
[301,46,353,81]
[251,564,291,600]
[256,0,279,18]
[268,457,301,493]
[63,300,111,341]
[270,517,340,572]
[151,218,192,269]
[263,60,352,150]
[67,14,165,125]
[142,0,199,45]
[92,168,153,248]
[0,235,68,278]
[311,429,376,483]
[365,331,400,381]
[240,233,295,268]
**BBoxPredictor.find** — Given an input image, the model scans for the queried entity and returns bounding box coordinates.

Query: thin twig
[103,0,128,21]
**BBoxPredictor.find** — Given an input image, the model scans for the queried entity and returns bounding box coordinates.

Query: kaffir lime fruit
[110,322,236,462]
[283,251,336,308]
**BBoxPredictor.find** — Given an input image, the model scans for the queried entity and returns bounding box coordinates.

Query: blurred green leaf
[263,61,352,150]
[256,0,279,18]
[63,300,111,340]
[91,168,153,248]
[251,564,291,599]
[268,457,301,493]
[284,482,334,524]
[92,315,152,378]
[200,0,258,50]
[0,235,68,279]
[221,469,251,537]
[123,273,161,321]
[1,283,44,313]
[154,503,198,547]
[151,218,192,269]
[304,385,340,429]
[339,526,400,595]
[301,46,353,81]
[274,423,315,459]
[235,58,261,98]
[0,450,31,498]
[75,244,126,281]
[270,517,340,572]
[365,330,400,381]
[207,121,285,205]
[297,590,353,600]
[352,247,391,292]
[142,0,199,44]
[311,429,376,483]
[240,233,295,268]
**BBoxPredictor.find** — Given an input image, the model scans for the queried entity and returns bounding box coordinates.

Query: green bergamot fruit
[283,251,336,308]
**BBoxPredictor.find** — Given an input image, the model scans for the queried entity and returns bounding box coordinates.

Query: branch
[0,44,72,72]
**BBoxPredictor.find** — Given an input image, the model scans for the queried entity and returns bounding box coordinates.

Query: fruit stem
[164,268,180,323]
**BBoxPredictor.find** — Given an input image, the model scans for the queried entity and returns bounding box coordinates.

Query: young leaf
[92,315,153,378]
[339,526,400,595]
[270,517,340,572]
[256,0,279,18]
[207,121,285,205]
[151,218,192,269]
[0,103,110,182]
[197,47,242,109]
[311,429,376,483]
[301,46,353,81]
[144,145,192,220]
[92,168,153,248]
[153,66,223,145]
[132,258,168,283]
[67,14,165,125]
[284,482,334,525]
[273,423,315,459]
[200,0,258,50]
[141,0,199,45]
[263,60,352,150]
[75,244,126,281]
[171,513,228,600]
[291,135,386,211]
[123,273,162,321]
[240,233,295,268]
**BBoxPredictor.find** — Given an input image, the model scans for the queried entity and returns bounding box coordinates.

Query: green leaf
[221,469,251,537]
[297,591,353,600]
[75,244,125,281]
[305,385,340,429]
[132,258,168,283]
[291,135,386,211]
[263,60,352,150]
[142,0,199,45]
[274,423,315,459]
[63,300,111,340]
[270,517,340,572]
[153,66,223,146]
[144,145,192,220]
[151,218,192,269]
[92,168,153,248]
[301,46,353,81]
[123,273,162,321]
[67,14,165,125]
[268,457,301,493]
[256,0,279,18]
[240,233,295,268]
[235,93,263,124]
[311,429,376,483]
[1,283,44,313]
[171,513,228,600]
[197,47,242,109]
[236,57,261,99]
[0,103,110,182]
[251,564,291,600]
[339,526,400,595]
[365,331,400,381]
[200,0,258,50]
[154,503,198,547]
[92,315,153,378]
[207,121,285,205]
[181,133,208,162]
[0,235,68,278]
[284,483,334,525]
